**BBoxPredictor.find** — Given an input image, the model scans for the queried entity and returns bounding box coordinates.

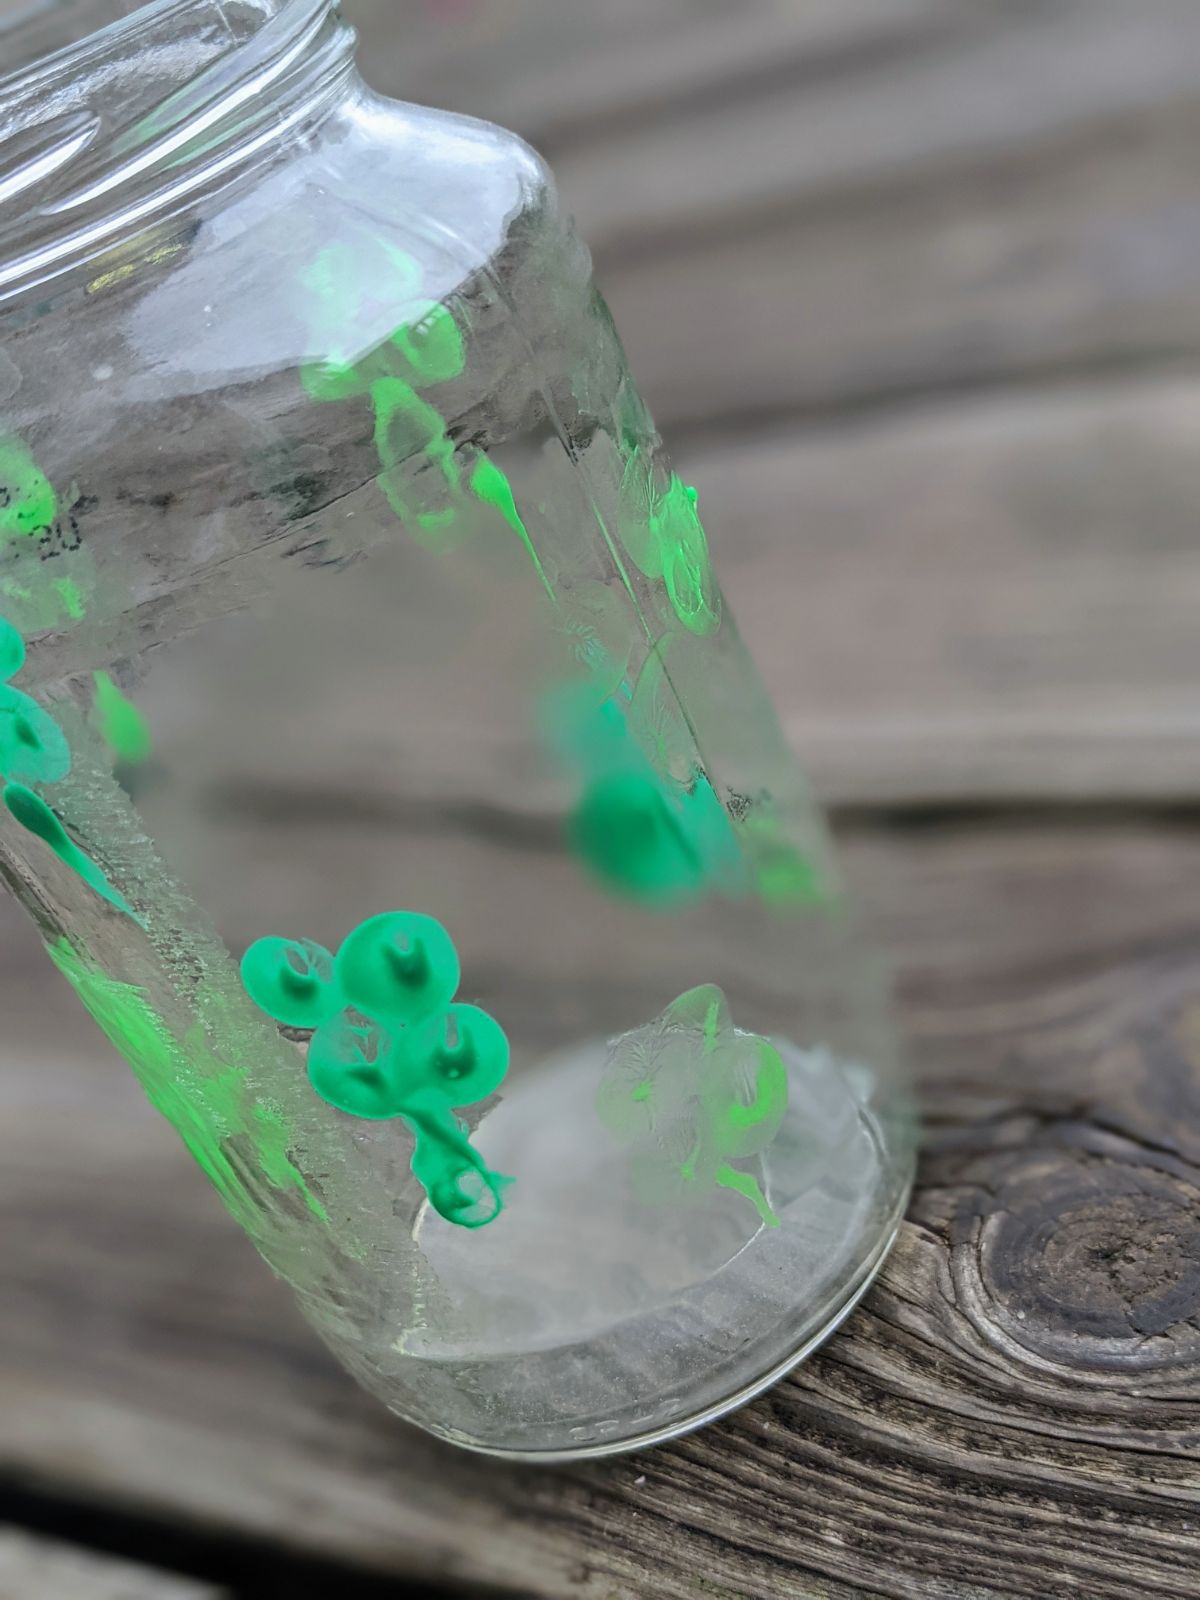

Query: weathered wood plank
[346,0,957,148]
[0,1527,226,1600]
[350,0,1200,437]
[690,376,1200,806]
[129,376,1200,814]
[550,0,1200,254]
[596,88,1200,430]
[2,821,1199,1598]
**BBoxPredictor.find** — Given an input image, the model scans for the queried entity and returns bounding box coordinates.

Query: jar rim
[0,0,354,304]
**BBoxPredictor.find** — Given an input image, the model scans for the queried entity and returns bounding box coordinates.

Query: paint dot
[240,936,339,1030]
[335,910,460,1024]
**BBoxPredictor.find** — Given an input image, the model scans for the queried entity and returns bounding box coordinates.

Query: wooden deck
[4,2,1200,1595]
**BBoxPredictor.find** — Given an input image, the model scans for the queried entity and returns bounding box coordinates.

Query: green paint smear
[0,437,57,539]
[241,910,511,1229]
[0,442,95,631]
[93,671,153,764]
[55,577,86,621]
[46,936,327,1228]
[599,984,786,1229]
[3,781,142,925]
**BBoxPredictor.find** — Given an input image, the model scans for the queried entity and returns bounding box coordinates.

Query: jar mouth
[0,0,355,303]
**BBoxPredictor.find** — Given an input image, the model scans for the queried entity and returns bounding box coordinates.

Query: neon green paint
[335,911,460,1025]
[714,1163,778,1229]
[55,577,86,621]
[0,437,57,538]
[0,685,71,784]
[371,375,462,527]
[568,769,707,906]
[3,781,142,923]
[618,449,721,636]
[0,618,70,785]
[468,454,554,600]
[46,936,327,1227]
[0,615,24,677]
[599,984,786,1229]
[93,672,153,764]
[390,301,465,386]
[300,245,472,544]
[242,910,511,1229]
[556,688,747,907]
[0,612,145,921]
[658,478,720,637]
[241,935,339,1030]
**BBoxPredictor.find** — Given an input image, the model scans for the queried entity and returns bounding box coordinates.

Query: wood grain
[692,376,1200,806]
[8,2,1200,1595]
[3,822,1199,1598]
[128,375,1200,815]
[0,1527,227,1600]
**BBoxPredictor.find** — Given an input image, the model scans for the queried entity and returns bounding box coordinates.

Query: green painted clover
[599,984,788,1230]
[0,613,138,921]
[241,910,512,1229]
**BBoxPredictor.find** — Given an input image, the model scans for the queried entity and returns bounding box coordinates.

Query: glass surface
[0,0,914,1456]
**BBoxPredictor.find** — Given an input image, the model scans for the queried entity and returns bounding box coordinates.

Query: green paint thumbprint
[241,909,512,1229]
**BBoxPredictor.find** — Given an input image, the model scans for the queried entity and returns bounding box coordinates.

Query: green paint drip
[714,1162,779,1229]
[46,937,327,1227]
[599,984,787,1230]
[242,910,511,1229]
[469,454,554,601]
[93,671,153,764]
[3,781,142,924]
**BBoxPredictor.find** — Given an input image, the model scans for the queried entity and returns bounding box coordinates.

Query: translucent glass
[0,0,914,1457]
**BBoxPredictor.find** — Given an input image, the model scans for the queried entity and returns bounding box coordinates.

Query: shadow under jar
[0,0,914,1457]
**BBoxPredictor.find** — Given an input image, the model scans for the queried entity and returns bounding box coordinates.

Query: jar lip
[0,0,355,305]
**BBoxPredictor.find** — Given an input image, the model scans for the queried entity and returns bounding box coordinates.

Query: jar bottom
[443,1200,905,1462]
[320,1039,912,1459]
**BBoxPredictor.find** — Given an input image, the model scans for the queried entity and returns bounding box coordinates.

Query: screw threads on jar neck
[0,0,357,302]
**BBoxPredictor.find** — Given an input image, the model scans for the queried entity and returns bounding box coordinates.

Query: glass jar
[0,0,913,1458]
